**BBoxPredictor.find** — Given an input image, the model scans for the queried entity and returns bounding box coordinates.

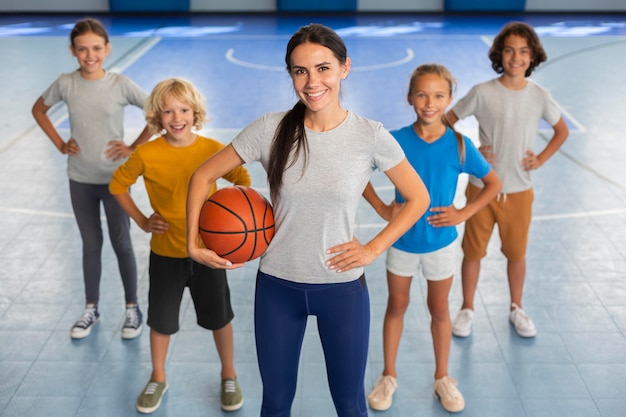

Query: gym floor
[0,12,625,417]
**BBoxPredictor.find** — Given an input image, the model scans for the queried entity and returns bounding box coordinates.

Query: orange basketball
[199,186,275,263]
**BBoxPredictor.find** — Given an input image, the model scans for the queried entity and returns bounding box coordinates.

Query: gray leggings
[69,180,137,306]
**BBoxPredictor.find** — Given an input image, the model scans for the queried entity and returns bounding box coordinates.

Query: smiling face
[70,32,110,80]
[159,94,197,146]
[501,34,532,79]
[288,42,350,116]
[409,72,452,127]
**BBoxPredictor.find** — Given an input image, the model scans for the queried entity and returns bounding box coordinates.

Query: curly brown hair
[489,22,547,77]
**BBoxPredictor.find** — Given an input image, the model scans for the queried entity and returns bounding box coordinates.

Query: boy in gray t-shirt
[447,22,569,338]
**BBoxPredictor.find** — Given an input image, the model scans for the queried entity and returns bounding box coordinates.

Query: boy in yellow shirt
[109,78,250,413]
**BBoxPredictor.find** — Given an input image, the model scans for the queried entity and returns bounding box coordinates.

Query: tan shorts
[461,183,534,262]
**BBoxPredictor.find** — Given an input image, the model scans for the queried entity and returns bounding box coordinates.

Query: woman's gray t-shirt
[232,111,404,284]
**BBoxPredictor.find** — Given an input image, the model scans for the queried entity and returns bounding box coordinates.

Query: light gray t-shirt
[452,78,561,194]
[42,70,148,184]
[232,111,405,284]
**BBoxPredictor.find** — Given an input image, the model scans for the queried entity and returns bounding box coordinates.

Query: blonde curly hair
[144,77,207,135]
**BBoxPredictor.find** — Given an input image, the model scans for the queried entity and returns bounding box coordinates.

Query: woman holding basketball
[187,24,429,417]
[31,18,152,340]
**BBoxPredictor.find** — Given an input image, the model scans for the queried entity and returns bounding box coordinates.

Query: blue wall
[277,0,358,12]
[110,0,190,12]
[445,0,526,12]
[1,0,624,12]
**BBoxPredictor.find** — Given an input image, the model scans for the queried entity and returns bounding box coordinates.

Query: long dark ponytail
[268,24,348,203]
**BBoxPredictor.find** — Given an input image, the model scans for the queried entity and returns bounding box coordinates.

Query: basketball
[199,186,275,263]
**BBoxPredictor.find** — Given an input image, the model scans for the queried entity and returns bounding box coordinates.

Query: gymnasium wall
[0,0,624,13]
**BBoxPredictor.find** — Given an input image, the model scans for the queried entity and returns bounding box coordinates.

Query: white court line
[0,207,74,218]
[532,208,626,221]
[4,207,626,226]
[225,48,415,72]
[42,37,162,128]
[0,36,163,155]
[356,207,626,228]
[110,36,161,73]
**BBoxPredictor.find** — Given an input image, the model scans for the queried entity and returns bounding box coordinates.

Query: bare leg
[213,322,237,379]
[460,258,481,311]
[507,259,526,309]
[381,271,412,378]
[427,277,453,379]
[150,329,170,382]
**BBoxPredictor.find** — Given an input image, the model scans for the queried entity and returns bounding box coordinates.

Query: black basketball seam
[202,199,247,227]
[199,186,275,261]
[262,202,274,245]
[198,227,275,233]
[199,228,273,234]
[199,190,250,259]
[238,186,258,260]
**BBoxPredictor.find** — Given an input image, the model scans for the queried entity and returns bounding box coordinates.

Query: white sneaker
[452,308,474,337]
[509,303,536,337]
[367,375,397,411]
[433,375,465,412]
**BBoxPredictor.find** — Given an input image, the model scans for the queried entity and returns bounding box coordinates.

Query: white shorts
[385,242,458,281]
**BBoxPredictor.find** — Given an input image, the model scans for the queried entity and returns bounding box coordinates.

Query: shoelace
[435,377,459,399]
[514,309,529,320]
[76,309,96,328]
[144,382,159,395]
[515,308,530,327]
[223,380,237,393]
[125,307,139,328]
[457,311,472,326]
[373,377,394,398]
[511,304,531,324]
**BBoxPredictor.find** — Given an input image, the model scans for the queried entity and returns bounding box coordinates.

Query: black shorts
[147,251,234,335]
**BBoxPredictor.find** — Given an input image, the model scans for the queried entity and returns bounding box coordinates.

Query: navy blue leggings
[255,271,370,417]
[69,180,137,305]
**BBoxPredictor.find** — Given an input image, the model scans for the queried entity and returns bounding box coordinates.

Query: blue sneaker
[70,305,100,339]
[122,304,143,339]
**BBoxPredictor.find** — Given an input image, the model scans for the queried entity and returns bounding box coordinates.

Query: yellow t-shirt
[109,135,251,258]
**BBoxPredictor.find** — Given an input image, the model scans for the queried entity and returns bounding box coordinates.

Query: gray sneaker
[136,379,168,414]
[221,378,243,411]
[70,305,100,339]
